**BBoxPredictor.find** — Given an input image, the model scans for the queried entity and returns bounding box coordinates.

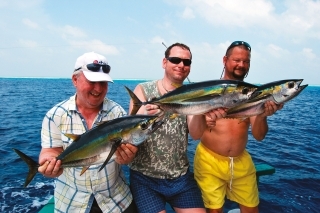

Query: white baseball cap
[74,52,113,82]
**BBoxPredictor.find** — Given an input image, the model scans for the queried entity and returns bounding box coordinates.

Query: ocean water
[0,78,319,213]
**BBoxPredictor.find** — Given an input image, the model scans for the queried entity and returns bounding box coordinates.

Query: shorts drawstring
[229,157,234,191]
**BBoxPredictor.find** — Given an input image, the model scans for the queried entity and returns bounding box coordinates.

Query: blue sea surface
[0,78,319,213]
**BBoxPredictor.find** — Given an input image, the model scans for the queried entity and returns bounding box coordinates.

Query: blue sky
[1,0,319,85]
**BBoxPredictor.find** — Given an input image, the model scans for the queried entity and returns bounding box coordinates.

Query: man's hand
[38,147,63,178]
[38,158,63,177]
[261,101,284,117]
[204,108,227,128]
[115,143,138,164]
[145,104,162,116]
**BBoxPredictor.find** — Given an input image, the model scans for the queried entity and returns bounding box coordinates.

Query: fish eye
[140,122,148,130]
[288,81,295,88]
[242,87,249,94]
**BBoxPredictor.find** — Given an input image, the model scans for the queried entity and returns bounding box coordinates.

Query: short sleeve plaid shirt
[41,95,131,213]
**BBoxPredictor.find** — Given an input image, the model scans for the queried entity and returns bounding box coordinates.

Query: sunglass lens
[183,59,191,66]
[86,64,101,71]
[168,57,181,64]
[227,41,251,52]
[101,65,111,73]
[86,64,111,73]
[168,57,191,66]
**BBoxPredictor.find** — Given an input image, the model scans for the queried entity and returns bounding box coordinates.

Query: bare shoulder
[133,84,146,101]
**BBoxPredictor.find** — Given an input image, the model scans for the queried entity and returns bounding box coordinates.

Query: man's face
[72,72,108,109]
[223,46,251,80]
[162,46,191,83]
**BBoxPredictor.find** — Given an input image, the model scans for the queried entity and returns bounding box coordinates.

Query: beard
[232,68,248,80]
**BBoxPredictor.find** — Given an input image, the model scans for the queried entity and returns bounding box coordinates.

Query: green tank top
[129,80,189,179]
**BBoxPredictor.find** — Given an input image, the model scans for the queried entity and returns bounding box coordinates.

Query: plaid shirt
[41,95,131,213]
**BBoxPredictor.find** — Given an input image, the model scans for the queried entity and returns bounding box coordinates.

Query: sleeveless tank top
[129,80,189,179]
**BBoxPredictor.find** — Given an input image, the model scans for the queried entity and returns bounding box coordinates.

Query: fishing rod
[162,42,191,83]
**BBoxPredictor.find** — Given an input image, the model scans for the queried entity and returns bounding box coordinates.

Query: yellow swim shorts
[194,142,259,209]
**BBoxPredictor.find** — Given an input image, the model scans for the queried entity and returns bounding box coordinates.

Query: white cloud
[302,48,316,60]
[177,0,320,40]
[126,16,139,24]
[266,44,286,58]
[68,40,120,55]
[18,39,38,48]
[47,25,87,39]
[22,18,39,29]
[2,0,43,9]
[181,7,195,19]
[150,36,165,44]
[179,0,274,28]
[280,0,320,39]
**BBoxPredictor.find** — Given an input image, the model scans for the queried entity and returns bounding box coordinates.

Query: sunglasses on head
[226,41,251,53]
[166,57,192,66]
[74,63,111,74]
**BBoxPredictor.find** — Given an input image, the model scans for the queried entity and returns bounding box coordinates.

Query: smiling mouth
[90,92,100,97]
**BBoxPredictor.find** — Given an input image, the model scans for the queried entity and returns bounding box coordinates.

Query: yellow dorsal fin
[64,133,81,141]
[80,166,90,175]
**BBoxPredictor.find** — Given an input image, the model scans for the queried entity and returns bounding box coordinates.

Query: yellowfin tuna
[226,79,308,119]
[126,79,259,115]
[13,115,163,187]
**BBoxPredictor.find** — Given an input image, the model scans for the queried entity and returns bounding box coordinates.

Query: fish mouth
[299,84,308,90]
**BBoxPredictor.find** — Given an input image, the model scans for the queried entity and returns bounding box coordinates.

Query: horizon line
[0,77,318,86]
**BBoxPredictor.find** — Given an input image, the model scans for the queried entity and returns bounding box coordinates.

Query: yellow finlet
[80,166,90,175]
[64,133,81,141]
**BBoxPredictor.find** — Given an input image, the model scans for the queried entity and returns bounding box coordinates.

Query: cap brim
[82,71,113,83]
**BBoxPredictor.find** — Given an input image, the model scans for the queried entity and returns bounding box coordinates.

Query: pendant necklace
[161,79,171,93]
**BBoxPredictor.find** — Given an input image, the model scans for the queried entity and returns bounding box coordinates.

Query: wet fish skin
[126,79,259,115]
[13,115,163,187]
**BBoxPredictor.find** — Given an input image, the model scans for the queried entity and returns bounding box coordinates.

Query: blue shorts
[130,169,204,212]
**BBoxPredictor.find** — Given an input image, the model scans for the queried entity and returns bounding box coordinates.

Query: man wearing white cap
[38,52,138,213]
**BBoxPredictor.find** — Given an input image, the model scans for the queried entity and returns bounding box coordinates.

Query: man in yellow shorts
[194,142,258,210]
[187,41,283,213]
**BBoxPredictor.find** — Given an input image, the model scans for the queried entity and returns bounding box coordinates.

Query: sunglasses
[167,57,192,66]
[74,63,111,74]
[226,41,251,53]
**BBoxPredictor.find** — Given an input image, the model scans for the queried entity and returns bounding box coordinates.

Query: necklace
[161,79,171,93]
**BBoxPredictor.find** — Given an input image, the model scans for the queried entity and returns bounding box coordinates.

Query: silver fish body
[13,115,163,187]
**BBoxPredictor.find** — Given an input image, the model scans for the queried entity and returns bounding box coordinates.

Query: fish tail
[12,148,39,188]
[124,86,142,115]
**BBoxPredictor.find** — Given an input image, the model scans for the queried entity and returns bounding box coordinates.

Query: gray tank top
[129,80,189,179]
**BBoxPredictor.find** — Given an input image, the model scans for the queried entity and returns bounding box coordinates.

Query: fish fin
[169,113,179,119]
[237,118,248,124]
[12,148,39,188]
[64,133,81,141]
[248,93,271,102]
[80,166,90,176]
[98,139,122,172]
[125,86,142,115]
